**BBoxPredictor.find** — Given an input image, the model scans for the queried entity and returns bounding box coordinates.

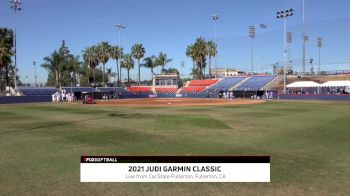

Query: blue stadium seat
[18,87,58,96]
[236,75,276,90]
[204,77,246,93]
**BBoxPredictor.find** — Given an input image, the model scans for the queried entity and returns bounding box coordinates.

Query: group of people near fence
[52,91,75,102]
[217,91,235,99]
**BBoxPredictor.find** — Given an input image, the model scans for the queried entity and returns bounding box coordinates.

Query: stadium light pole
[181,61,185,78]
[114,24,126,87]
[277,8,294,94]
[24,75,28,86]
[10,0,22,89]
[249,25,256,74]
[302,0,307,76]
[259,24,267,73]
[317,37,323,75]
[33,61,37,87]
[212,13,219,78]
[287,32,292,73]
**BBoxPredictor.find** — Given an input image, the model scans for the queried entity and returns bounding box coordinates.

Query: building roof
[286,81,321,88]
[321,80,350,87]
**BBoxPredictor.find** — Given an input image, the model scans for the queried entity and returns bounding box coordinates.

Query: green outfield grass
[0,101,349,195]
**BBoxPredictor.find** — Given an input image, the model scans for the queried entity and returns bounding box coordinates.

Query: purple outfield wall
[278,94,350,100]
[0,96,51,104]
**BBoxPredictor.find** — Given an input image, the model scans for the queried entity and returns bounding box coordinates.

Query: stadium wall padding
[278,94,350,100]
[0,96,51,104]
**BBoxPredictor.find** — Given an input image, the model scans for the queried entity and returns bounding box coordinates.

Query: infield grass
[0,101,349,195]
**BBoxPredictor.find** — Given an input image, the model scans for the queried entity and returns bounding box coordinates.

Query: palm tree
[121,53,134,83]
[207,41,217,77]
[142,56,157,74]
[64,55,82,86]
[97,42,111,86]
[0,28,14,89]
[186,37,208,79]
[185,44,195,70]
[155,52,172,73]
[195,37,208,79]
[78,63,92,86]
[190,67,200,79]
[82,46,99,85]
[106,68,116,84]
[110,46,123,87]
[41,50,62,87]
[131,44,145,84]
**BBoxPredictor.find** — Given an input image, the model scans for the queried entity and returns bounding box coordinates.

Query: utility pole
[277,8,294,94]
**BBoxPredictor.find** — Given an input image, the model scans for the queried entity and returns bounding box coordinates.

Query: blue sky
[1,0,350,83]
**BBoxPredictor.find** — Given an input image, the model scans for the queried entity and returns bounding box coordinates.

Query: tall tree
[0,28,14,89]
[106,68,114,83]
[64,55,82,86]
[195,37,208,79]
[97,42,111,86]
[185,45,195,70]
[82,46,99,85]
[121,53,134,83]
[131,44,145,84]
[41,50,61,87]
[41,41,79,87]
[110,46,123,86]
[186,37,208,79]
[155,52,172,73]
[206,41,217,77]
[142,56,157,74]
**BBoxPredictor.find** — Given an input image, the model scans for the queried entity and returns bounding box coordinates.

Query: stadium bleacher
[18,87,58,96]
[98,87,130,94]
[181,86,206,93]
[62,87,99,93]
[187,79,218,86]
[156,87,178,94]
[180,79,218,93]
[236,75,276,90]
[127,86,152,93]
[204,77,246,93]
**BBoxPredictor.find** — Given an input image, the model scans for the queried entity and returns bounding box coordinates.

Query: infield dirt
[95,98,265,107]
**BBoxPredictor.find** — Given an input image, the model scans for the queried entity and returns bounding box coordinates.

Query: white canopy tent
[320,80,350,87]
[286,81,321,88]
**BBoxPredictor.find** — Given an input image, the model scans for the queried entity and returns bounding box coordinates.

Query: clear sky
[1,0,350,83]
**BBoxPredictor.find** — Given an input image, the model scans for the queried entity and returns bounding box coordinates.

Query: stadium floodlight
[259,24,267,73]
[249,25,256,74]
[9,0,22,89]
[212,13,219,78]
[114,24,126,87]
[317,37,323,75]
[277,8,294,94]
[287,32,292,43]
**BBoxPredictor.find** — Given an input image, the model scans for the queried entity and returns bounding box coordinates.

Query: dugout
[231,90,265,98]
